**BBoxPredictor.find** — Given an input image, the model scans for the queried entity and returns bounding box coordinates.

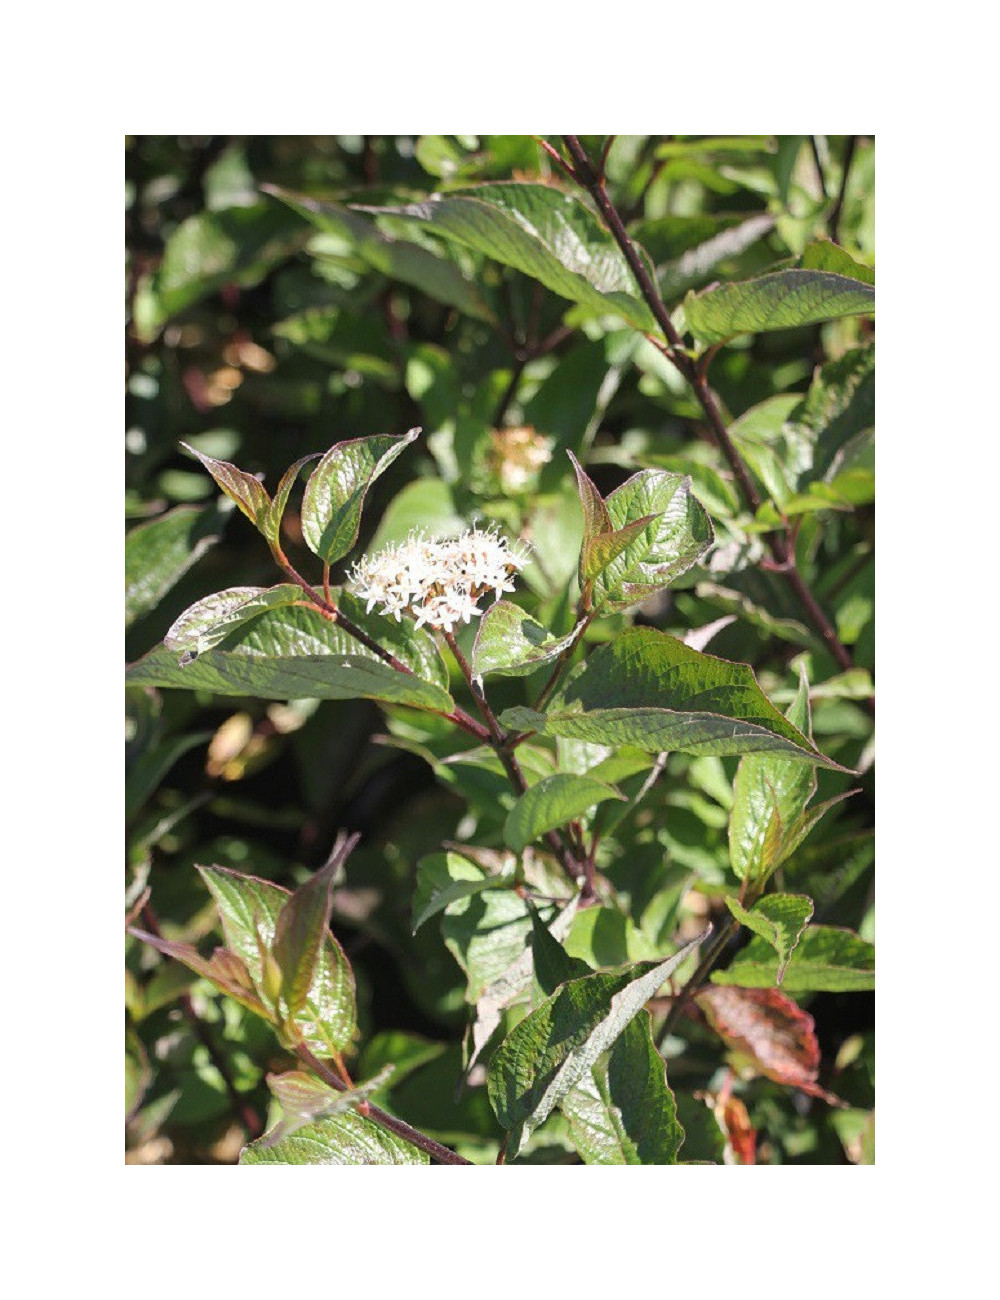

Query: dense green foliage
[126,135,874,1165]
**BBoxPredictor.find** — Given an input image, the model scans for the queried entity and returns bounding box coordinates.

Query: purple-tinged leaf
[181,442,270,527]
[271,832,360,1019]
[196,864,358,1055]
[128,927,270,1020]
[698,985,843,1104]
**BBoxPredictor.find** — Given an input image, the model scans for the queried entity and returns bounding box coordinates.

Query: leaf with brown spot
[697,985,843,1105]
[715,1090,756,1165]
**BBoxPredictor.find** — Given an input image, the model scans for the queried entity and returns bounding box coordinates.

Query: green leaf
[499,628,843,768]
[487,933,706,1157]
[725,894,814,983]
[163,585,304,664]
[365,183,657,330]
[181,442,270,528]
[590,469,715,609]
[261,453,321,548]
[560,1017,684,1164]
[712,925,875,993]
[564,906,661,968]
[240,1108,428,1165]
[684,266,875,346]
[272,833,359,1019]
[466,898,580,1074]
[197,864,357,1055]
[126,596,454,712]
[249,1065,396,1151]
[471,601,580,679]
[441,885,539,1005]
[133,204,307,340]
[530,907,591,995]
[265,186,496,323]
[789,345,875,486]
[125,503,227,628]
[128,927,269,1021]
[412,851,516,933]
[583,515,659,585]
[728,673,817,882]
[300,427,420,565]
[801,239,875,285]
[728,348,874,508]
[504,773,625,856]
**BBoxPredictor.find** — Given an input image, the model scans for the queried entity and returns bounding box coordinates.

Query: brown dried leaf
[697,985,842,1104]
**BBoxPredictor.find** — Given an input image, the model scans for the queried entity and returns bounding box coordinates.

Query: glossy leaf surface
[125,504,227,628]
[368,183,658,330]
[488,933,705,1157]
[300,427,420,565]
[471,601,580,679]
[685,264,875,345]
[197,864,357,1054]
[504,773,624,855]
[725,894,814,983]
[712,925,875,993]
[127,594,453,711]
[500,628,842,767]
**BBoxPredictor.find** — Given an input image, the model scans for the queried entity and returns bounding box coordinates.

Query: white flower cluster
[349,526,532,633]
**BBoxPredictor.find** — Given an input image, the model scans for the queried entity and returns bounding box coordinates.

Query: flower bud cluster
[349,526,532,633]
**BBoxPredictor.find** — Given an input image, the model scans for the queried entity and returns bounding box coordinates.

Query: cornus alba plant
[128,421,866,1166]
[126,135,873,1165]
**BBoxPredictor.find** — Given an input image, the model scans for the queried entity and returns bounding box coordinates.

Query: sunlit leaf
[412,851,516,933]
[697,985,841,1103]
[125,503,227,628]
[240,1108,428,1164]
[591,469,715,609]
[712,925,875,993]
[163,585,304,664]
[471,601,580,680]
[685,264,874,346]
[127,595,453,712]
[272,833,359,1018]
[300,428,420,565]
[725,894,814,982]
[504,774,624,856]
[488,933,706,1157]
[365,182,658,330]
[500,628,843,767]
[197,864,357,1055]
[181,443,270,528]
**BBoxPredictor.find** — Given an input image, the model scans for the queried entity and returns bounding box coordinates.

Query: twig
[533,610,594,712]
[828,135,858,244]
[269,546,491,743]
[655,917,738,1049]
[295,1044,472,1165]
[442,629,581,886]
[809,136,829,200]
[138,904,263,1138]
[561,135,871,703]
